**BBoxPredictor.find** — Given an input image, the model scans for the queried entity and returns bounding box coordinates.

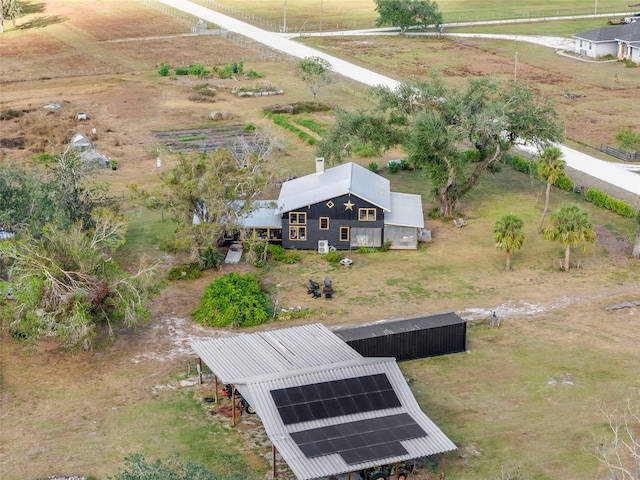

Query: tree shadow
[22,1,46,15]
[17,15,66,31]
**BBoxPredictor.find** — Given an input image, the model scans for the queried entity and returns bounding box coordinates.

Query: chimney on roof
[315,156,325,175]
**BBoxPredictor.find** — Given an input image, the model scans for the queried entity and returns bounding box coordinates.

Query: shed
[333,313,467,361]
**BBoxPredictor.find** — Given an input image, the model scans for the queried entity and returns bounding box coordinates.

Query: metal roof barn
[191,324,456,479]
[334,313,467,361]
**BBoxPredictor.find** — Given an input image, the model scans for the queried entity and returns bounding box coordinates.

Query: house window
[340,227,350,242]
[589,42,592,50]
[289,212,306,224]
[289,226,306,241]
[319,217,329,230]
[358,208,376,221]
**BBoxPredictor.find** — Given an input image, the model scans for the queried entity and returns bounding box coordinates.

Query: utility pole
[594,0,598,15]
[283,0,287,32]
[320,0,323,35]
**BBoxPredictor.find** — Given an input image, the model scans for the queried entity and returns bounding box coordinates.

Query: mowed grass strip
[196,0,629,30]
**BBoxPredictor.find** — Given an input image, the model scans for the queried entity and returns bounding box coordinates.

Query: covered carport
[191,323,456,480]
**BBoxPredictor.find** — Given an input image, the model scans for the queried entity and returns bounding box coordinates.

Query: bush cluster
[585,188,635,217]
[166,263,203,281]
[268,244,302,264]
[324,250,342,265]
[192,272,271,328]
[503,153,536,174]
[554,175,574,191]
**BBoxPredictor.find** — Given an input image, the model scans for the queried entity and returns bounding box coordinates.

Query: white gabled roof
[384,192,425,228]
[278,163,391,213]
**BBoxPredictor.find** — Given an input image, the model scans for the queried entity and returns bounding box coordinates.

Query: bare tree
[592,395,640,480]
[1,0,23,33]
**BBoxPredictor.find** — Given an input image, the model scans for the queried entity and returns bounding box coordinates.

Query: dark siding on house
[282,194,384,250]
[333,313,467,361]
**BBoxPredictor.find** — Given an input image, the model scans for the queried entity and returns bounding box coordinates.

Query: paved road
[155,0,640,199]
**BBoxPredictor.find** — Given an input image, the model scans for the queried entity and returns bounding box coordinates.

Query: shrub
[166,263,203,280]
[505,153,535,174]
[387,161,399,173]
[244,69,261,79]
[215,61,243,79]
[400,159,411,170]
[554,175,574,192]
[192,272,270,328]
[585,188,635,217]
[244,123,256,131]
[0,108,22,120]
[368,162,379,173]
[462,149,480,162]
[200,246,223,270]
[357,246,378,254]
[157,61,171,76]
[325,250,342,265]
[352,140,378,157]
[188,64,209,78]
[268,244,302,264]
[379,240,393,252]
[174,67,189,76]
[32,153,56,163]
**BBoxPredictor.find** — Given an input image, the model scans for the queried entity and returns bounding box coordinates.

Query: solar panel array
[270,374,401,425]
[290,413,427,465]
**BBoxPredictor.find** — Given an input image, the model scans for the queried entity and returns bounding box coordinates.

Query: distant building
[573,21,640,63]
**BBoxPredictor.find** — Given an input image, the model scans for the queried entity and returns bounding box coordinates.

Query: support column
[440,453,446,480]
[232,385,236,427]
[272,444,277,478]
[198,357,203,384]
[214,376,219,404]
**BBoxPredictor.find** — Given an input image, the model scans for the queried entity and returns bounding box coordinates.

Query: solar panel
[271,373,402,425]
[290,413,427,465]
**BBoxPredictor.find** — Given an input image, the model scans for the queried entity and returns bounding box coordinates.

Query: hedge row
[503,153,573,191]
[585,188,636,218]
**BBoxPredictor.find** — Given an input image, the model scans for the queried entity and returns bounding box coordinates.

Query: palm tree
[542,204,597,272]
[537,146,566,232]
[493,214,525,271]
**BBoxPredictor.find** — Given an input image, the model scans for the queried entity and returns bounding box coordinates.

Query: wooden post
[440,453,446,480]
[347,472,351,480]
[214,376,219,404]
[198,357,203,384]
[272,444,277,478]
[395,461,400,480]
[232,385,236,427]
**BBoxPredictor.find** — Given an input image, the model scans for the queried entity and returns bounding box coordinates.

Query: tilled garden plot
[154,125,258,153]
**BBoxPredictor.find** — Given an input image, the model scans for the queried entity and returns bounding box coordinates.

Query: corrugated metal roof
[238,200,282,228]
[191,324,362,384]
[191,324,456,480]
[238,357,457,480]
[278,163,391,213]
[384,192,424,228]
[334,313,466,342]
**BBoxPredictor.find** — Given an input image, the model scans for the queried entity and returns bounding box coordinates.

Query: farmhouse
[573,20,640,63]
[240,160,425,251]
[191,323,456,480]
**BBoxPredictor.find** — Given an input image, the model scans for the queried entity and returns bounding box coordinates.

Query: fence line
[600,144,640,162]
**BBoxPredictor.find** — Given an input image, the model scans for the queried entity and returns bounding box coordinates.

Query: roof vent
[315,157,325,175]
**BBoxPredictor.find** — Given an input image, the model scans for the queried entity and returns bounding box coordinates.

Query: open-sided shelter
[191,324,456,480]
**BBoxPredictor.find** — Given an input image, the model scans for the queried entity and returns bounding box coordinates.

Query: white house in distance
[573,20,640,63]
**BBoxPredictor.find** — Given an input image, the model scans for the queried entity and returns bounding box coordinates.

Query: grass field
[195,0,634,31]
[1,1,640,479]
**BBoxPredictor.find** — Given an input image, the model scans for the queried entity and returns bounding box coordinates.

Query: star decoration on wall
[344,200,355,211]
